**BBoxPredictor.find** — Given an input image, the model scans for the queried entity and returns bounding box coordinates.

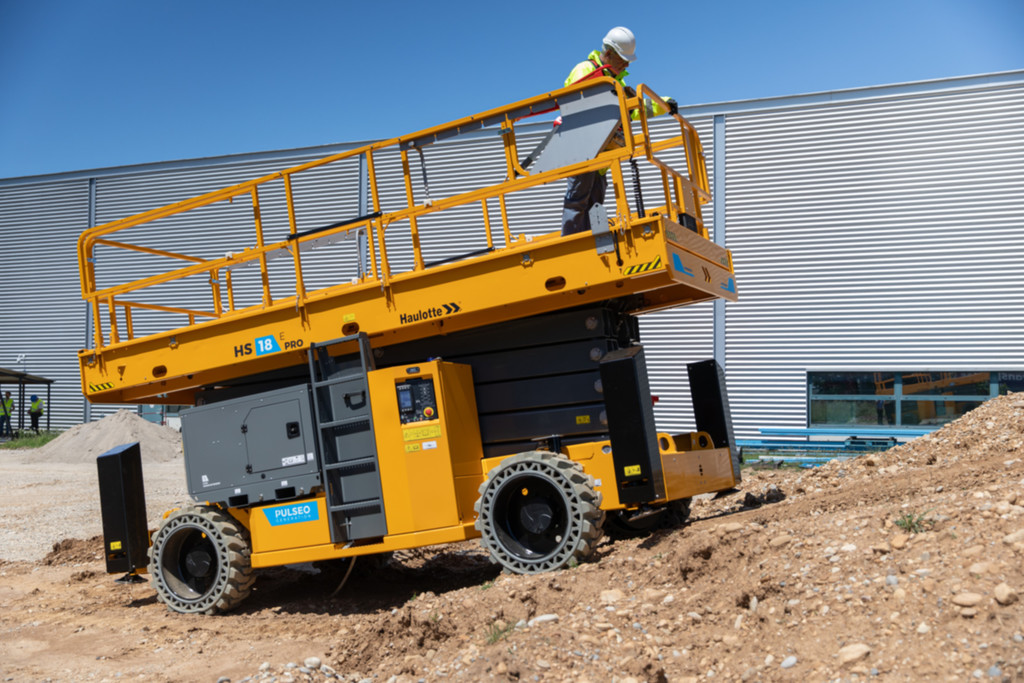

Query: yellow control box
[368,361,484,536]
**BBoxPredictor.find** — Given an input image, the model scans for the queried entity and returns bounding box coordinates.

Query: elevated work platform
[77,79,736,405]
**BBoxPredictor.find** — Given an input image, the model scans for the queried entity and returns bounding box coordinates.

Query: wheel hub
[185,549,213,577]
[518,498,554,534]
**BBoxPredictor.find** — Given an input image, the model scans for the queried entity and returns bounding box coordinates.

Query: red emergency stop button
[423,406,435,418]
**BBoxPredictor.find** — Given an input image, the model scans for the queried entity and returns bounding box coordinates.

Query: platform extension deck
[78,79,736,405]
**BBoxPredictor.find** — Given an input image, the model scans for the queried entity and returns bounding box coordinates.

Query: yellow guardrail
[78,78,709,352]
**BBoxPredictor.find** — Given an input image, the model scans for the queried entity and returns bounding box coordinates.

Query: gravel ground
[0,397,1022,682]
[0,455,187,562]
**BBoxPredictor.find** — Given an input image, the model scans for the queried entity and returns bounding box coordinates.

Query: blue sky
[1,0,1022,179]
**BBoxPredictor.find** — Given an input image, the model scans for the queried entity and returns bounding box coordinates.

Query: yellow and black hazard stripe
[89,382,114,393]
[623,256,661,276]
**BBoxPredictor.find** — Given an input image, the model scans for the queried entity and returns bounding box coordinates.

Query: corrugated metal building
[1,70,1022,437]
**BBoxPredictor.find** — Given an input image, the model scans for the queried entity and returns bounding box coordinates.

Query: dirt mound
[0,394,1021,681]
[28,409,182,464]
[43,536,103,566]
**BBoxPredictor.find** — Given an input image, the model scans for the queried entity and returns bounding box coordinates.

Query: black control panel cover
[396,377,439,424]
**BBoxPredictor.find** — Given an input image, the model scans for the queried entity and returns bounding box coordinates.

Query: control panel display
[395,377,439,424]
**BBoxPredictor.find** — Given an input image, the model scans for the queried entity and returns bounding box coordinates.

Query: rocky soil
[1,399,1023,682]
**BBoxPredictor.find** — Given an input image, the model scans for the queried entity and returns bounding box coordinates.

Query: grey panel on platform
[530,88,622,174]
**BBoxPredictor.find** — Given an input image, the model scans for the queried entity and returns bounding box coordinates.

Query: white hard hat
[603,26,636,62]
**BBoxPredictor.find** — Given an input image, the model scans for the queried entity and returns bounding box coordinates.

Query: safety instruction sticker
[264,501,320,526]
[624,465,642,477]
[403,424,442,442]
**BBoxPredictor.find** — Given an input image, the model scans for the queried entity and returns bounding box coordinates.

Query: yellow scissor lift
[83,78,741,614]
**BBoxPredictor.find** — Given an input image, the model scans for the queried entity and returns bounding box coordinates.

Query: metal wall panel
[724,83,1024,437]
[2,73,1022,437]
[0,180,90,428]
[637,115,717,433]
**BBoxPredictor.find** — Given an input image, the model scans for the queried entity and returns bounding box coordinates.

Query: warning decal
[403,424,442,442]
[624,256,662,276]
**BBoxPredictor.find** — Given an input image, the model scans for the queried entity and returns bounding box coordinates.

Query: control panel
[395,377,439,424]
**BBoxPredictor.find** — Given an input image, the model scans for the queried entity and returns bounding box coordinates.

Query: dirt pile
[0,395,1021,682]
[28,409,182,464]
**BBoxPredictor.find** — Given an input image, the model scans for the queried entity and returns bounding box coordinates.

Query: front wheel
[474,451,604,574]
[148,505,255,614]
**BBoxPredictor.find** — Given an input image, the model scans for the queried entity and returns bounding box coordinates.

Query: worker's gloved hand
[666,98,679,116]
[623,85,637,98]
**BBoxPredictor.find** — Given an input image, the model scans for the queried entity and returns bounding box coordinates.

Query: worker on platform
[561,27,678,236]
[0,391,13,437]
[28,394,44,435]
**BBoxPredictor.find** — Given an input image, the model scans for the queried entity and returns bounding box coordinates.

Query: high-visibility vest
[1,398,12,416]
[30,399,44,414]
[564,50,668,119]
[565,50,629,87]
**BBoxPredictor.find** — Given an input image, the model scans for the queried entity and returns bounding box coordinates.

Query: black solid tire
[148,505,255,615]
[474,451,604,574]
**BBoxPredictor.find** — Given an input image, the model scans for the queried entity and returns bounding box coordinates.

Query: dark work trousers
[561,170,607,236]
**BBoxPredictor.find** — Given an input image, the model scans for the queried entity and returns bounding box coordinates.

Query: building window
[807,371,1024,429]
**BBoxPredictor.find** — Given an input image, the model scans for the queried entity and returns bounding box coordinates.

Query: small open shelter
[0,367,54,435]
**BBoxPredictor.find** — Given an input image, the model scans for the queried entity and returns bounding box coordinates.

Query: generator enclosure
[181,384,320,507]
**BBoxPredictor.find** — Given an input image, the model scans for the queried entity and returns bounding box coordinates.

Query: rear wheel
[474,451,604,574]
[149,505,255,614]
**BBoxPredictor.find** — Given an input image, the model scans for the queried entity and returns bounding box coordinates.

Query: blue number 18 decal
[255,335,281,356]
